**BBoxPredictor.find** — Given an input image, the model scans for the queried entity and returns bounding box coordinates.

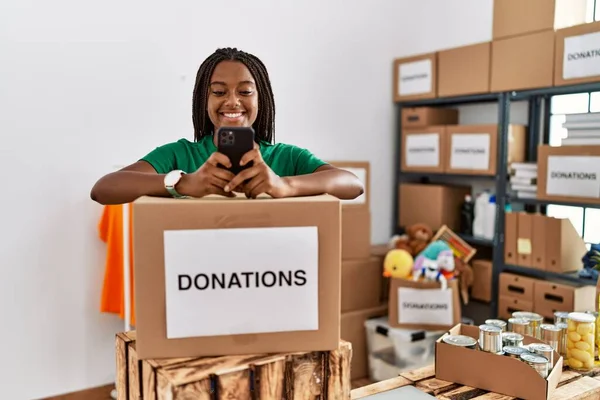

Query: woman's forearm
[283,168,364,200]
[90,171,170,205]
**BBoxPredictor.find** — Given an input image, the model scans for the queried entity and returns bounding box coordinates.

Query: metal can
[503,346,529,359]
[540,324,562,352]
[554,311,570,325]
[442,334,477,349]
[502,332,524,347]
[508,317,531,336]
[529,343,555,370]
[479,324,503,354]
[524,312,544,339]
[485,319,507,332]
[520,352,549,378]
[555,322,568,358]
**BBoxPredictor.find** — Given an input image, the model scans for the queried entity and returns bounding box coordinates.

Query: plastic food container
[566,312,596,371]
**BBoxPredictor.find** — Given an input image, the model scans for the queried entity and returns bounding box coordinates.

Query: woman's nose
[225,92,241,108]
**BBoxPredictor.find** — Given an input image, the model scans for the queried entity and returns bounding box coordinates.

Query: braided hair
[192,47,276,143]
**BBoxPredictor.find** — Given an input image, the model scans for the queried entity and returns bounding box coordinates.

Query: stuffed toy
[383,249,414,279]
[389,223,433,257]
[412,240,456,290]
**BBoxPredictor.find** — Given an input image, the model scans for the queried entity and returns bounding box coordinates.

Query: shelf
[399,172,496,181]
[503,264,597,287]
[396,92,500,107]
[510,81,600,100]
[458,234,494,247]
[510,197,600,209]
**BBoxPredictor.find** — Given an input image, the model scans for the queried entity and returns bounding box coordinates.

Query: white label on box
[546,155,600,198]
[163,226,319,339]
[339,167,367,205]
[397,287,453,326]
[450,133,490,170]
[563,31,600,80]
[405,133,440,167]
[398,59,432,96]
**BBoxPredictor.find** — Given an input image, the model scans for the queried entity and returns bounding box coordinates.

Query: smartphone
[216,126,255,175]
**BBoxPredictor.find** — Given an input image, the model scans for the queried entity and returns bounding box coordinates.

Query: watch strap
[165,170,188,199]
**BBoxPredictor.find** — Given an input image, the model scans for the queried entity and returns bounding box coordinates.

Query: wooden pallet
[350,363,600,399]
[116,331,352,400]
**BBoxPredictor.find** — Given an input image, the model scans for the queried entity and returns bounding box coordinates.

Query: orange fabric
[98,204,135,326]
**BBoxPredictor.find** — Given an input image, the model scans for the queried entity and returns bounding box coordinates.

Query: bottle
[472,191,489,237]
[460,194,474,235]
[484,195,497,240]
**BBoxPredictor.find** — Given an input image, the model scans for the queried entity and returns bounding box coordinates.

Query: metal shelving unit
[394,81,600,319]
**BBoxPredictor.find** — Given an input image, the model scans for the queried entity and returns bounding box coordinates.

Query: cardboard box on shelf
[544,216,587,274]
[531,214,547,270]
[401,107,458,129]
[516,212,533,267]
[436,325,563,400]
[393,53,437,102]
[438,42,491,97]
[499,272,536,303]
[444,124,526,175]
[132,194,341,359]
[537,145,600,206]
[341,304,388,380]
[492,0,588,40]
[400,126,447,173]
[498,295,534,320]
[398,183,471,232]
[491,30,555,92]
[342,257,384,313]
[504,212,518,264]
[470,260,492,303]
[555,21,600,87]
[533,280,596,320]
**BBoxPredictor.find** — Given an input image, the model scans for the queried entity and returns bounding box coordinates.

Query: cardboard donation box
[393,53,437,102]
[132,194,341,359]
[388,278,461,331]
[436,325,563,400]
[401,126,447,173]
[555,21,600,86]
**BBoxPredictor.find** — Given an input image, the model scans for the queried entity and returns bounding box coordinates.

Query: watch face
[165,170,183,187]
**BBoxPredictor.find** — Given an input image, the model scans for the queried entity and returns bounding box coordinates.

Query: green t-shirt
[140,136,328,177]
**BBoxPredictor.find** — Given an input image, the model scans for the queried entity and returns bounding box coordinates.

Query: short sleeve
[139,142,181,174]
[293,147,328,175]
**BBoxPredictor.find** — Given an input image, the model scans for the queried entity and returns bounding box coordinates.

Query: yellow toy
[383,249,414,279]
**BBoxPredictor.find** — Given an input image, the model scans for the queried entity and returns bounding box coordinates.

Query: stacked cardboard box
[328,161,389,380]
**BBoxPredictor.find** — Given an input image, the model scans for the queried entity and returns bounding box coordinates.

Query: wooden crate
[116,331,352,400]
[350,363,600,399]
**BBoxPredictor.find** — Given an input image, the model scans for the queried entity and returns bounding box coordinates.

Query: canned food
[512,312,544,338]
[508,317,531,336]
[554,311,570,325]
[540,324,562,352]
[520,352,549,378]
[529,343,555,369]
[479,324,503,354]
[442,334,477,349]
[485,319,507,332]
[555,322,568,358]
[502,332,524,347]
[503,346,529,359]
[567,312,596,371]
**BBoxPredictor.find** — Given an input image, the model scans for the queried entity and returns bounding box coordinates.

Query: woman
[91,47,364,205]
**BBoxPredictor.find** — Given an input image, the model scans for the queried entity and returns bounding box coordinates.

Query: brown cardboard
[436,324,563,400]
[533,280,596,319]
[340,304,388,380]
[444,124,526,175]
[342,207,371,260]
[531,214,547,270]
[132,194,341,359]
[491,30,555,92]
[498,295,534,319]
[555,21,600,86]
[493,0,588,40]
[470,260,492,303]
[327,161,370,210]
[504,212,518,264]
[498,272,536,302]
[544,216,587,274]
[370,244,391,303]
[537,145,600,206]
[398,183,470,231]
[388,278,461,331]
[401,107,458,128]
[400,126,447,173]
[516,212,533,267]
[438,42,491,97]
[341,257,383,313]
[393,53,437,102]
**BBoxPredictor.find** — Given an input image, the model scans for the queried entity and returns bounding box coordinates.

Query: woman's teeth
[223,113,243,118]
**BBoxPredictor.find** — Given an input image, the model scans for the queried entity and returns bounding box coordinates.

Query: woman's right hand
[178,152,236,198]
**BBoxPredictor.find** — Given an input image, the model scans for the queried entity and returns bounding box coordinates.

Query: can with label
[503,345,529,360]
[508,317,531,336]
[554,311,570,325]
[502,332,524,347]
[442,334,477,349]
[485,319,507,332]
[520,352,549,378]
[540,324,562,352]
[479,324,503,354]
[529,343,555,369]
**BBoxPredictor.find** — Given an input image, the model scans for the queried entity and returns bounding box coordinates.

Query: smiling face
[207,60,259,138]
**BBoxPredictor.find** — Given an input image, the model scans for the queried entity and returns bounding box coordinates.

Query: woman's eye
[240,91,254,96]
[212,91,225,96]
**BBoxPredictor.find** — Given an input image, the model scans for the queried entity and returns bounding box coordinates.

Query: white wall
[0,0,493,398]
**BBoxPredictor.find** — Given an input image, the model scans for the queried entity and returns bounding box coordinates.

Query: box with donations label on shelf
[132,193,341,359]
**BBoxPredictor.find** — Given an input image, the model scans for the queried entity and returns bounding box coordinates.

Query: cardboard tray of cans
[435,323,562,400]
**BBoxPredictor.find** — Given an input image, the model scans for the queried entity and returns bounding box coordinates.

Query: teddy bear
[389,223,433,257]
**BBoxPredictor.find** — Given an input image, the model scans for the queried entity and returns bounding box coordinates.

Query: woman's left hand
[224,144,294,199]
